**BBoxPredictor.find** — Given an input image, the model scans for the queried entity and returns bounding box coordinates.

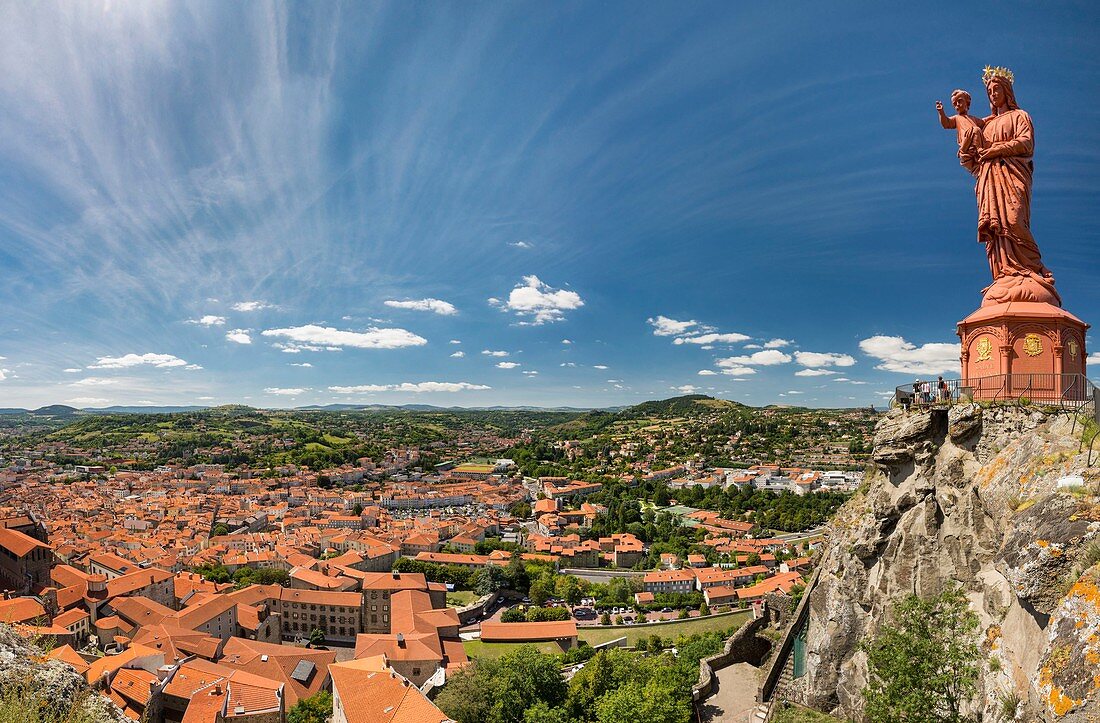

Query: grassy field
[577,611,749,647]
[446,590,478,607]
[462,640,565,659]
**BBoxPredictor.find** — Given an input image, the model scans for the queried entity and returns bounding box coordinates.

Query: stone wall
[456,592,498,625]
[691,615,770,703]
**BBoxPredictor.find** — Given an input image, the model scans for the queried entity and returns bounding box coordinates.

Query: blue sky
[1,1,1098,409]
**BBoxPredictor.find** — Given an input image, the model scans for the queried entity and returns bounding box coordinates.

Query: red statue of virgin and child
[940,67,1088,394]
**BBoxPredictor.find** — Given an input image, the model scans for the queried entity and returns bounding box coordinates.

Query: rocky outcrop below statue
[0,625,127,722]
[798,404,1100,721]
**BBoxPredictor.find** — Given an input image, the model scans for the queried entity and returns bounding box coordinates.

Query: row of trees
[192,564,290,588]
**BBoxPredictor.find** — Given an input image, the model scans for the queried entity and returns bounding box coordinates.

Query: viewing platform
[894,372,1098,418]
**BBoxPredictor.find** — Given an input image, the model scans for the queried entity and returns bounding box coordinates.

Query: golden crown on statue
[982,65,1014,84]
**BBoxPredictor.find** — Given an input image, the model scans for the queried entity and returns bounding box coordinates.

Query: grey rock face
[0,626,128,722]
[800,406,1100,721]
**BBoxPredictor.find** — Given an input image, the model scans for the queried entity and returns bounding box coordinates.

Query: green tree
[211,523,229,537]
[308,628,326,647]
[698,602,710,616]
[473,565,507,596]
[524,702,571,723]
[436,646,567,723]
[529,574,555,606]
[596,679,692,723]
[287,690,332,723]
[862,586,980,723]
[600,612,611,626]
[352,502,364,515]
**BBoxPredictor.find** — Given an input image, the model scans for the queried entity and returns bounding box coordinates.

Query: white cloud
[226,329,252,344]
[482,350,509,357]
[233,301,271,312]
[449,339,462,345]
[261,325,427,350]
[593,365,609,370]
[450,351,465,358]
[794,351,856,368]
[1087,352,1100,366]
[510,241,533,249]
[859,335,960,375]
[674,332,751,345]
[795,369,837,377]
[62,368,82,373]
[290,362,313,367]
[718,365,756,376]
[560,362,577,367]
[71,377,116,386]
[743,344,762,349]
[697,369,718,376]
[673,384,699,394]
[0,369,8,381]
[384,298,457,316]
[717,350,792,367]
[198,396,215,401]
[89,353,191,369]
[329,382,491,393]
[561,339,573,345]
[67,397,108,405]
[264,387,307,396]
[523,370,539,376]
[647,316,699,337]
[496,361,520,369]
[764,339,792,348]
[491,275,583,324]
[188,315,226,326]
[786,390,804,395]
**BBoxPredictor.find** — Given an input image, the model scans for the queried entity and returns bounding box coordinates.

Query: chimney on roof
[396,633,405,648]
[392,569,399,579]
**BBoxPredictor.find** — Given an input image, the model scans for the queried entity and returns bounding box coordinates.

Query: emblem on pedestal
[975,337,993,362]
[1067,339,1079,359]
[1023,334,1043,357]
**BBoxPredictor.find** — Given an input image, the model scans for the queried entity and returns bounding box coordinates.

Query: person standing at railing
[921,380,932,405]
[938,376,950,402]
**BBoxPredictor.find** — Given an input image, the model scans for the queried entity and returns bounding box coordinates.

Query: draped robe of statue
[972,97,1061,307]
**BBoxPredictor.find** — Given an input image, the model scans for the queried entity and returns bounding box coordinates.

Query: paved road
[696,662,761,723]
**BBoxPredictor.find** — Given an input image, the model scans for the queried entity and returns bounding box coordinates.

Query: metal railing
[894,373,1098,419]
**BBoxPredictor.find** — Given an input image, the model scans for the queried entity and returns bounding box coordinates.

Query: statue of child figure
[936,89,985,175]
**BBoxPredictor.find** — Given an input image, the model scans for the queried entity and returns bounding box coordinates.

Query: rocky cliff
[799,405,1100,722]
[0,626,127,722]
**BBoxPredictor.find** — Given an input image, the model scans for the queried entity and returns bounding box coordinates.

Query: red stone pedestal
[956,302,1089,401]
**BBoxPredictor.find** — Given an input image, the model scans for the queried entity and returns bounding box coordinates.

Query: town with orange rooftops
[0,397,875,721]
